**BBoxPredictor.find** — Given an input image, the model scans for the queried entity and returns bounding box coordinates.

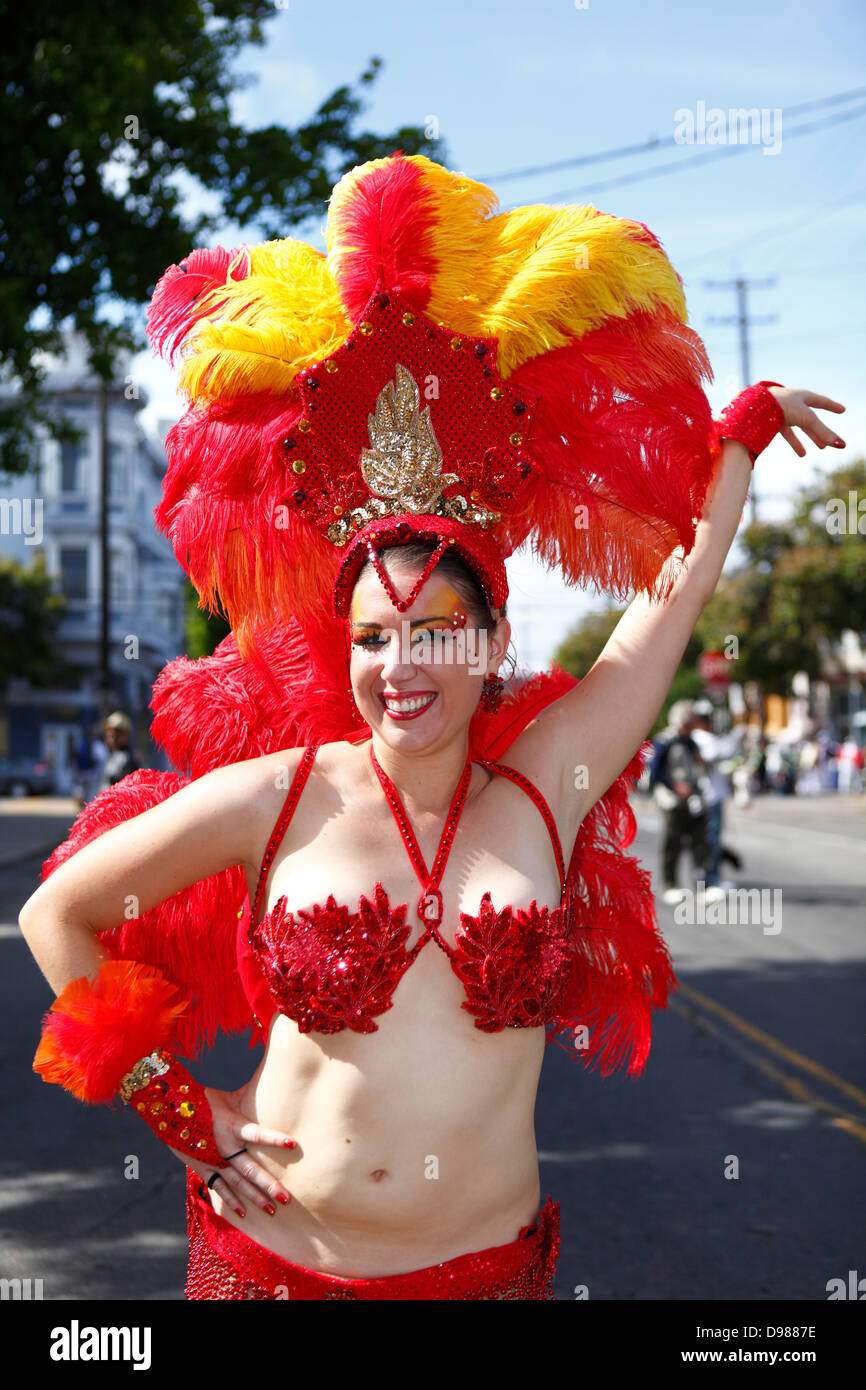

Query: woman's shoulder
[217,739,367,828]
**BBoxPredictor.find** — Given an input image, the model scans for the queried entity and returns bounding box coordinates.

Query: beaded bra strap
[476,760,566,892]
[370,746,474,963]
[250,745,319,928]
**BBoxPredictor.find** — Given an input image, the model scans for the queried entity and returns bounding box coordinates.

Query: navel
[369,1168,388,1183]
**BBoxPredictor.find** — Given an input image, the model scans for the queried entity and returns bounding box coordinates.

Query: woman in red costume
[19,153,844,1300]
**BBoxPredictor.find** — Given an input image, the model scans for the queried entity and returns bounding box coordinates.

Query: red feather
[146,245,250,364]
[505,310,715,602]
[328,156,437,317]
[33,960,189,1104]
[41,772,252,1057]
[549,740,677,1077]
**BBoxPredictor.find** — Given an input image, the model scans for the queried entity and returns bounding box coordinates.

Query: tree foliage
[551,606,624,678]
[0,552,76,690]
[697,459,866,691]
[552,459,866,728]
[0,1,446,474]
[184,577,231,659]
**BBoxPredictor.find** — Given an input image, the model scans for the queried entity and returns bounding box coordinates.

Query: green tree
[552,459,866,737]
[552,606,624,677]
[184,578,231,659]
[0,1,446,474]
[0,552,76,692]
[698,459,866,703]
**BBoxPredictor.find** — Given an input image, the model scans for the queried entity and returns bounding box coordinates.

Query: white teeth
[383,694,434,712]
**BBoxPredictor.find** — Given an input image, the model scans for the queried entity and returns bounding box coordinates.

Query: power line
[677,163,866,272]
[524,105,866,205]
[479,87,866,184]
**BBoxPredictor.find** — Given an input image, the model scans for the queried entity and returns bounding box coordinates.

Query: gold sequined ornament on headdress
[360,362,459,511]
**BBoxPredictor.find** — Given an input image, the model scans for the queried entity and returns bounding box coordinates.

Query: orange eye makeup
[350,579,469,646]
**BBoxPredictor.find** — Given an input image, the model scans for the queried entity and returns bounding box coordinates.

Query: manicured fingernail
[276,1193,290,1205]
[264,1203,276,1216]
[283,1139,296,1149]
[236,1208,245,1219]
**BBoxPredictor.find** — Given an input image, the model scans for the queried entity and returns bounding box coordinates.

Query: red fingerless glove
[711,380,785,465]
[33,959,228,1168]
[118,1049,229,1168]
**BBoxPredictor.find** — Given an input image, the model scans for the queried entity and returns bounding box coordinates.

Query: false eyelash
[351,629,458,649]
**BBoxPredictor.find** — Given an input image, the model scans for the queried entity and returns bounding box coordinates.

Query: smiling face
[348,557,510,753]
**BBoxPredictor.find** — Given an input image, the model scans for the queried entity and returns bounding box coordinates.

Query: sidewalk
[0,796,80,872]
[634,790,866,843]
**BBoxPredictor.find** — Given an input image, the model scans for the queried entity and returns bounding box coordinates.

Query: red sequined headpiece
[275,289,536,614]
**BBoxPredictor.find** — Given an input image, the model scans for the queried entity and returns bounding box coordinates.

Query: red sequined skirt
[185,1168,560,1300]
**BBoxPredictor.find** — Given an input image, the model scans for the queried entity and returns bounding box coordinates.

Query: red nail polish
[282,1139,296,1149]
[276,1193,290,1205]
[236,1209,245,1219]
[264,1203,276,1216]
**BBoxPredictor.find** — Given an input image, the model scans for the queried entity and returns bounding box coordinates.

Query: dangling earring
[481,672,504,712]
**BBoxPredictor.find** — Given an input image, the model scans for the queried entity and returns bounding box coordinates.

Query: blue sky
[135,0,866,667]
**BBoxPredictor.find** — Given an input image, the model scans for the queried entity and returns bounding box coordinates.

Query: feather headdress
[148,151,716,654]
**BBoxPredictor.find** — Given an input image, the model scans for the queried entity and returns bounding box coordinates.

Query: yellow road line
[676,979,866,1111]
[668,997,866,1148]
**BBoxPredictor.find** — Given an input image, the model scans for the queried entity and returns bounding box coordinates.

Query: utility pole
[98,377,110,721]
[704,276,777,524]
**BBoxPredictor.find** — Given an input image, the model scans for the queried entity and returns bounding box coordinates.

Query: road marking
[671,986,866,1148]
[676,980,866,1111]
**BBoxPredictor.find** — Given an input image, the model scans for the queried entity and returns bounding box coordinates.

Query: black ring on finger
[207,1170,222,1190]
[222,1148,248,1161]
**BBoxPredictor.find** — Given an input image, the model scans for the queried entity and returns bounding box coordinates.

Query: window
[109,549,128,603]
[108,442,126,502]
[59,547,88,600]
[60,440,83,493]
[158,589,179,631]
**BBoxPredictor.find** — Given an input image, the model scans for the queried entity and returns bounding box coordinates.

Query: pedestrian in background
[649,700,723,905]
[100,712,142,790]
[690,700,743,889]
[837,738,864,795]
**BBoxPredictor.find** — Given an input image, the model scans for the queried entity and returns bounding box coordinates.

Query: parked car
[0,758,56,797]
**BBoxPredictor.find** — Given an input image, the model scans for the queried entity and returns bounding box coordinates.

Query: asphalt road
[1,792,863,1301]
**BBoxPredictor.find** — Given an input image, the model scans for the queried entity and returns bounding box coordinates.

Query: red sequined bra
[236,743,573,1043]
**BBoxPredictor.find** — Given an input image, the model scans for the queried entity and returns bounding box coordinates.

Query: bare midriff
[207,942,546,1278]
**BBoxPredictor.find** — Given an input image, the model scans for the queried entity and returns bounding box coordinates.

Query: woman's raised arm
[507,386,846,838]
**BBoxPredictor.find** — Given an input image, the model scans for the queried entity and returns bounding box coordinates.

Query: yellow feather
[366,159,689,375]
[177,238,350,404]
[171,156,689,404]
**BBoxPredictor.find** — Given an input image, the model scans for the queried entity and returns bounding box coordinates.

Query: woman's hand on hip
[172,1082,295,1218]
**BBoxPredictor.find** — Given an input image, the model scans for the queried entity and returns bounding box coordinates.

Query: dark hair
[354,541,506,635]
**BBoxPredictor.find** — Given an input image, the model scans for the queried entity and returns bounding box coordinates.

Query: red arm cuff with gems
[118,1050,229,1168]
[32,958,229,1168]
[710,380,785,465]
